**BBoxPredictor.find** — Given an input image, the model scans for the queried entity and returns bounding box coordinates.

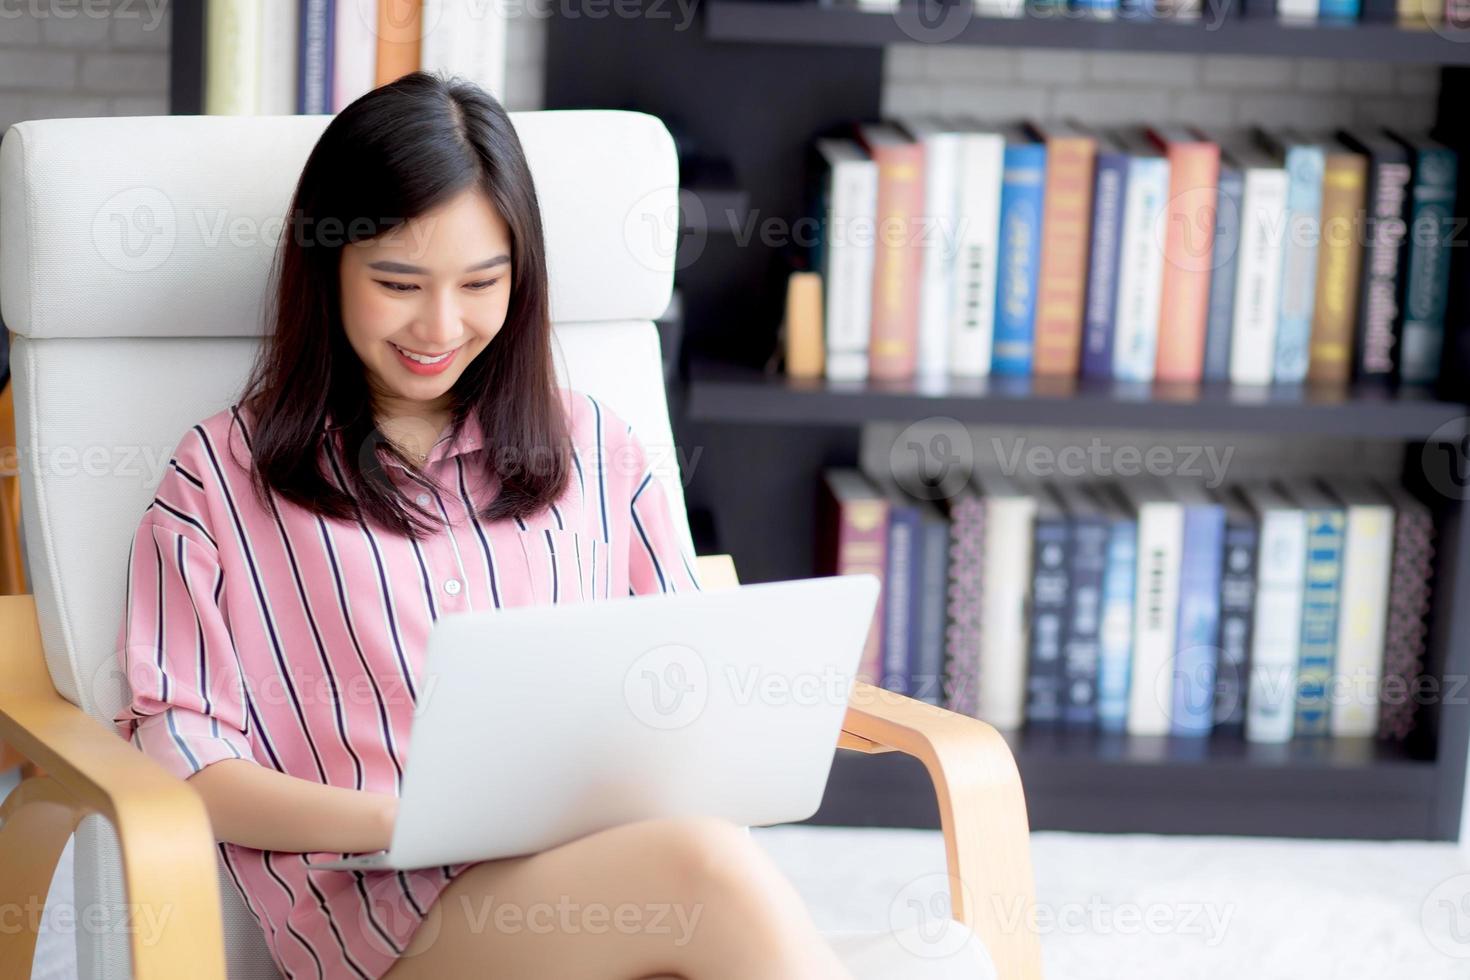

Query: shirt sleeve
[623,424,703,597]
[113,487,257,782]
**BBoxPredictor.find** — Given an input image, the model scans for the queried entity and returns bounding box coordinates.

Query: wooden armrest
[693,555,1042,980]
[0,594,226,980]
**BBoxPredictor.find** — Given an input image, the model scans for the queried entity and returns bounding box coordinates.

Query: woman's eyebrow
[366,255,510,274]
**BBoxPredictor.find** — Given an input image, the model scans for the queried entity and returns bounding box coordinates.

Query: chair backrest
[0,108,685,980]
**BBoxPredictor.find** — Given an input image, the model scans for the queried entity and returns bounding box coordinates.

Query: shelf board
[684,362,1469,438]
[705,0,1470,63]
[810,731,1444,838]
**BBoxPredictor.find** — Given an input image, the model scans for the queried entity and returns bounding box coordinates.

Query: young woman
[111,72,855,980]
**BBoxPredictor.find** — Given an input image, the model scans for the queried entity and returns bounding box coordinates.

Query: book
[1054,483,1109,727]
[856,124,926,380]
[974,472,1039,730]
[942,484,986,716]
[205,0,261,115]
[1120,479,1185,736]
[1257,129,1326,384]
[1095,485,1138,734]
[332,0,376,112]
[1279,0,1320,18]
[1081,132,1130,381]
[1328,481,1395,738]
[297,0,333,116]
[421,0,507,100]
[991,125,1047,377]
[896,116,963,380]
[1307,136,1368,385]
[1387,132,1458,385]
[1221,136,1290,386]
[1336,129,1412,384]
[876,478,921,695]
[1212,487,1259,734]
[1202,142,1245,383]
[913,501,951,705]
[1026,484,1071,727]
[781,271,825,379]
[1238,481,1306,744]
[1375,480,1435,741]
[1147,126,1221,383]
[1112,129,1171,383]
[1319,0,1360,15]
[1026,120,1098,377]
[812,139,879,382]
[948,117,1007,378]
[1166,480,1227,737]
[818,470,889,686]
[1280,479,1346,737]
[375,0,423,87]
[260,0,299,116]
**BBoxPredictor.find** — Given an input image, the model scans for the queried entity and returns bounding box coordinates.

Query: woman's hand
[375,793,399,852]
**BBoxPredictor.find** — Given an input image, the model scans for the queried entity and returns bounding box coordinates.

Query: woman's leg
[382,815,853,980]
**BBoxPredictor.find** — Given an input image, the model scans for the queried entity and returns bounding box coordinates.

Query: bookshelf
[169,1,1470,841]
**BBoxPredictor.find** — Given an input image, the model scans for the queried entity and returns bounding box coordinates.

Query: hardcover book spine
[1274,145,1325,383]
[260,0,300,116]
[205,0,262,115]
[1331,503,1394,737]
[979,497,1036,729]
[1171,505,1226,736]
[375,0,423,86]
[826,160,879,382]
[1026,509,1071,726]
[1112,157,1170,382]
[1154,140,1220,383]
[943,495,986,716]
[1081,150,1129,380]
[820,478,889,687]
[1318,0,1360,15]
[1296,507,1345,736]
[1246,510,1306,743]
[1230,168,1290,385]
[992,144,1047,377]
[1379,495,1435,740]
[1033,136,1097,376]
[883,505,919,694]
[868,142,926,380]
[949,134,1005,378]
[913,515,950,705]
[298,0,333,115]
[1127,502,1183,736]
[917,134,961,379]
[1307,153,1367,384]
[1354,155,1411,382]
[1203,164,1245,382]
[1098,516,1137,733]
[1399,145,1458,384]
[1063,516,1109,727]
[1214,516,1258,733]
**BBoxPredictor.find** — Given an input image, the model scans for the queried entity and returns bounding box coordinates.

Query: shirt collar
[323,408,485,469]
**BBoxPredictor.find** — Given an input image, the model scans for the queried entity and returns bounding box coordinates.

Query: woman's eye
[467,278,501,291]
[376,280,417,293]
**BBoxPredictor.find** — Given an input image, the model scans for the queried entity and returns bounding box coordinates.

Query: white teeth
[392,343,453,365]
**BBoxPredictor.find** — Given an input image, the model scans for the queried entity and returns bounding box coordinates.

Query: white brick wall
[884,45,1441,131]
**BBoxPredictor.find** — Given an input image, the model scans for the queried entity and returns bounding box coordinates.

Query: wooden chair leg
[0,774,85,978]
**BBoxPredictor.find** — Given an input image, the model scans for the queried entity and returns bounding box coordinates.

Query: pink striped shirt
[112,388,701,980]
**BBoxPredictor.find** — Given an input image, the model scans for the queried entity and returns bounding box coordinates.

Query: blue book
[1081,134,1129,381]
[1202,148,1245,383]
[1387,132,1458,385]
[1025,485,1070,727]
[912,502,950,706]
[298,0,335,115]
[1095,486,1137,734]
[1282,480,1345,737]
[992,126,1046,377]
[876,482,920,695]
[1257,129,1325,384]
[1319,0,1360,16]
[1212,487,1259,734]
[1166,481,1226,737]
[1054,484,1109,728]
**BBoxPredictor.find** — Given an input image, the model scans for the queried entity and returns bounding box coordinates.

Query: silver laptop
[308,574,880,871]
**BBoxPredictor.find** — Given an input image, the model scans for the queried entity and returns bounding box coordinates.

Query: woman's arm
[186,758,397,854]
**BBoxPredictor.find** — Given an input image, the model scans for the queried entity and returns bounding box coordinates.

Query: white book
[1121,479,1184,736]
[333,0,378,112]
[422,0,508,100]
[1239,481,1307,744]
[1111,133,1170,384]
[973,471,1037,731]
[1225,140,1290,386]
[1329,482,1394,738]
[204,0,261,115]
[815,139,878,382]
[947,118,1005,378]
[975,0,1027,18]
[259,0,300,115]
[1279,0,1319,20]
[897,116,962,380]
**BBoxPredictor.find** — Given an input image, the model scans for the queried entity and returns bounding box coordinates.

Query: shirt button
[415,493,431,507]
[443,578,462,596]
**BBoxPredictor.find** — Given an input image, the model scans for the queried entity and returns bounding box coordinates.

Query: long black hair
[237,71,569,540]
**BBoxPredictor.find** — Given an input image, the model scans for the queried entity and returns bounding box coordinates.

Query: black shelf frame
[706,0,1470,63]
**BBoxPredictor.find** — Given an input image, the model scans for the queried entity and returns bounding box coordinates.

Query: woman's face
[339,186,512,416]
